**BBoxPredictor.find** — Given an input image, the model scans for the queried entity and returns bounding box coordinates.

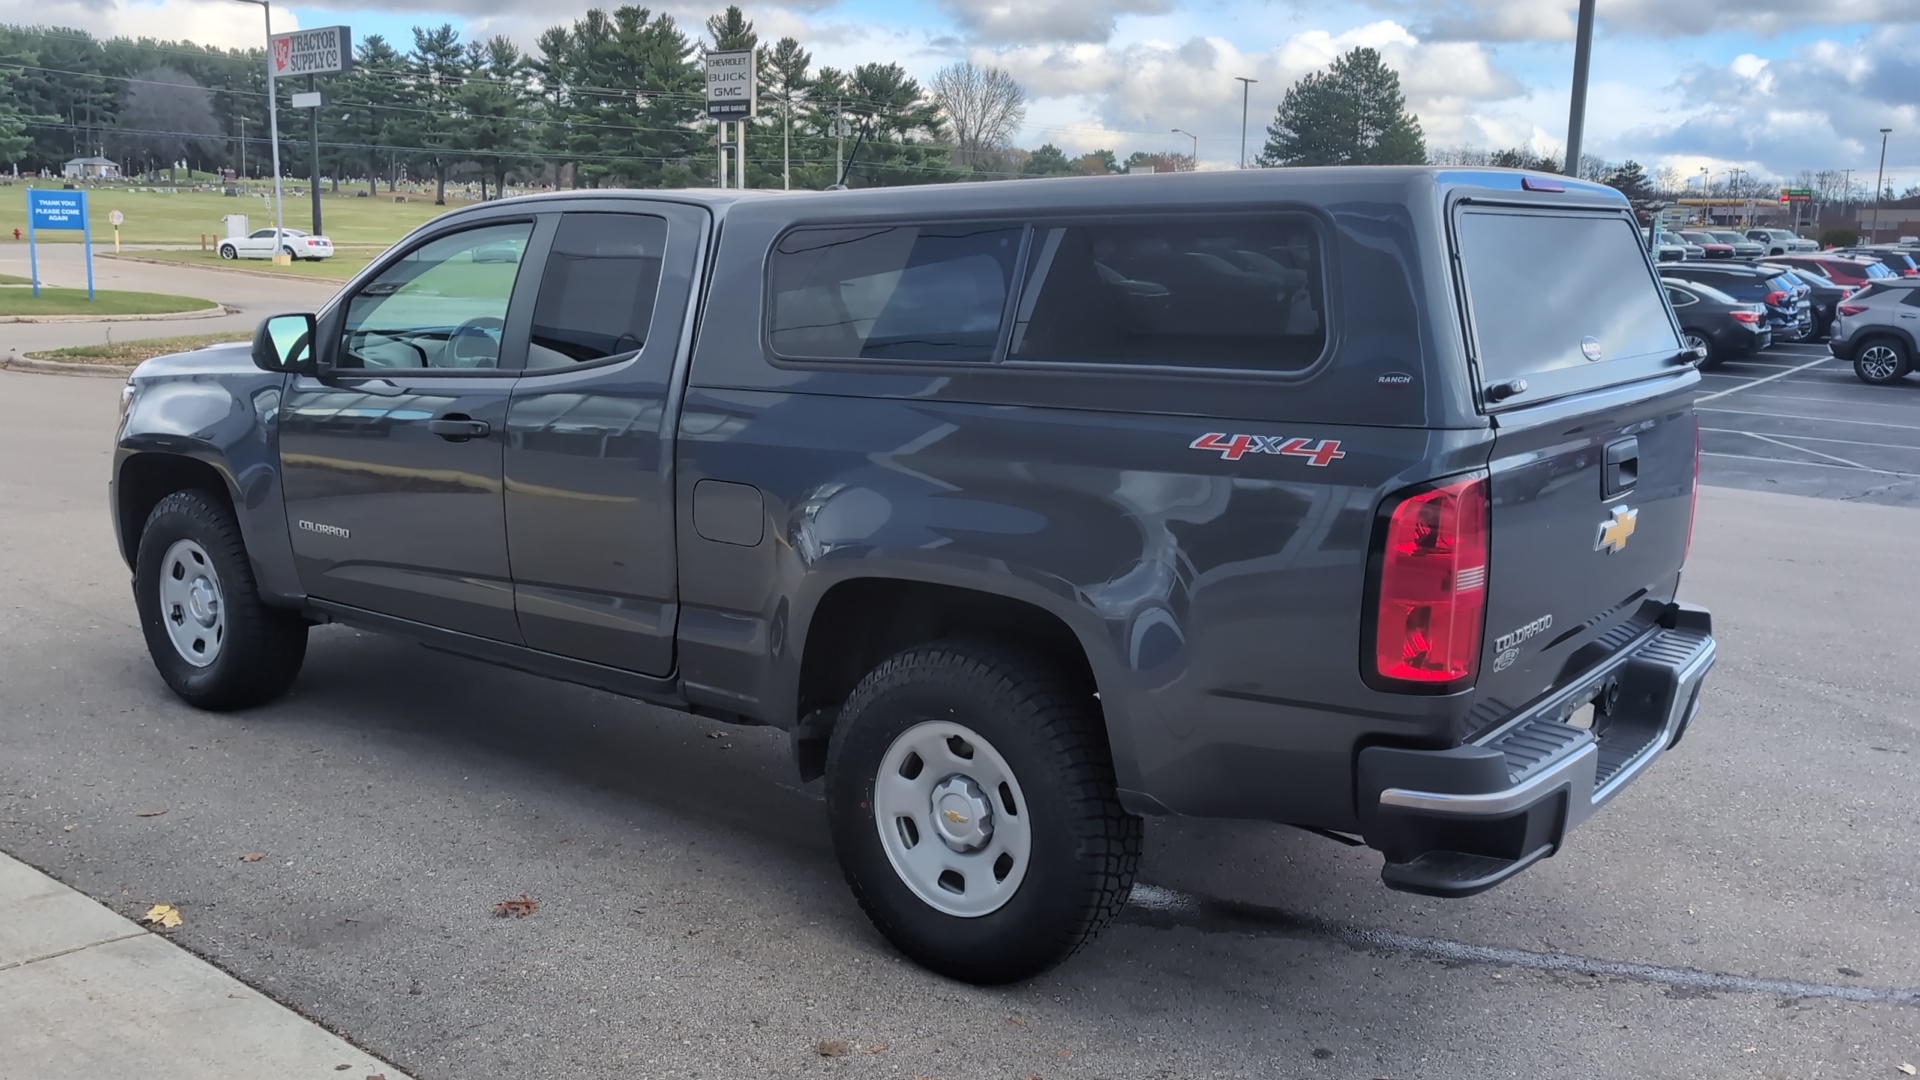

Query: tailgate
[1451,201,1700,715]
[1477,383,1697,708]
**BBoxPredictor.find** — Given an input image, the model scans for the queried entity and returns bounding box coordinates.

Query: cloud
[1619,26,1920,178]
[934,0,1175,45]
[982,21,1523,158]
[0,0,301,47]
[1388,0,1920,43]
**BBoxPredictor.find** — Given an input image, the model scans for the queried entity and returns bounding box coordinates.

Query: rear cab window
[1453,207,1683,407]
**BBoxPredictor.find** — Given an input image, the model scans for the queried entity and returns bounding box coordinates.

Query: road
[1,367,1915,1080]
[0,244,337,354]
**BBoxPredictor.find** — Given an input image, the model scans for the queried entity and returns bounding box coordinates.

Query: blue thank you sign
[28,189,89,230]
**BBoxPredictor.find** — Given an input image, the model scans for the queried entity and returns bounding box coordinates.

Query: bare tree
[931,61,1027,171]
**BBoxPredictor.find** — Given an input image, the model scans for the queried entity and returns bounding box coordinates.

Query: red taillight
[1838,303,1868,316]
[1373,477,1489,685]
[1731,308,1762,324]
[1764,290,1787,306]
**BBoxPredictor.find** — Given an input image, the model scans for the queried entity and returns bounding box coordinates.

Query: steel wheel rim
[158,539,225,667]
[873,720,1032,918]
[1861,345,1901,381]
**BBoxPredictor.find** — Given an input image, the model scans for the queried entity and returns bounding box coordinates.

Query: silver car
[1826,278,1920,384]
[1706,230,1767,259]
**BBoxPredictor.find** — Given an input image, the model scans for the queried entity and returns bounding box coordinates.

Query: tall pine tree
[1257,47,1424,167]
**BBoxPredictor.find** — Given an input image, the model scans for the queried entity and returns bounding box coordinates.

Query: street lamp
[1872,127,1892,243]
[1234,76,1257,169]
[234,0,285,247]
[1171,128,1198,169]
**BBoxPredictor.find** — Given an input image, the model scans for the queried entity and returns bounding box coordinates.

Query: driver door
[278,216,552,643]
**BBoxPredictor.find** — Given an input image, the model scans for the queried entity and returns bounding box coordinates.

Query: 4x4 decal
[1189,433,1346,466]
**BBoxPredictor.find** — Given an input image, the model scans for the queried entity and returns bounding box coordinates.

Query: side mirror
[253,313,316,374]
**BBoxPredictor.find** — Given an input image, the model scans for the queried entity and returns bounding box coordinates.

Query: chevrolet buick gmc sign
[271,27,353,78]
[705,50,756,119]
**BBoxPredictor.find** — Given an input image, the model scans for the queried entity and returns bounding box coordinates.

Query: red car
[1773,254,1898,288]
[1678,231,1736,258]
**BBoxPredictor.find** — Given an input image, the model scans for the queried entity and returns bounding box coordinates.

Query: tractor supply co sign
[271,26,353,78]
[705,50,756,119]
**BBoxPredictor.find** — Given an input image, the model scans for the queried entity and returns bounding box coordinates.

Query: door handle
[1602,436,1639,499]
[427,415,490,442]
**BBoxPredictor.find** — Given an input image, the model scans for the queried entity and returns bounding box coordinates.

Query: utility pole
[783,99,791,191]
[1872,128,1892,243]
[239,115,246,179]
[1563,0,1596,177]
[234,0,285,249]
[1234,76,1256,169]
[308,73,322,235]
[834,101,845,184]
[1842,167,1853,221]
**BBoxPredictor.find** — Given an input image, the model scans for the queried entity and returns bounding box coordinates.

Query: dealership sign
[705,50,756,119]
[271,26,353,78]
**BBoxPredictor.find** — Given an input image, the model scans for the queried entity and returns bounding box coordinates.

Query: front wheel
[1853,339,1912,385]
[218,244,236,260]
[134,489,308,710]
[825,642,1141,984]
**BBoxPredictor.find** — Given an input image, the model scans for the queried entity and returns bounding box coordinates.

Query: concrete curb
[0,304,228,324]
[98,253,344,286]
[0,356,138,377]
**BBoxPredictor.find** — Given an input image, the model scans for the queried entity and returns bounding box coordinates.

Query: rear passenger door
[502,202,709,676]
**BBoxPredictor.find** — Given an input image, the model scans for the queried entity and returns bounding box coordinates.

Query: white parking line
[1695,356,1833,402]
[1739,431,1887,472]
[1698,406,1920,431]
[1701,426,1920,452]
[1703,451,1920,478]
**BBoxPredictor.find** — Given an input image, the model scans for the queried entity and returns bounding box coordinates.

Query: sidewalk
[0,852,413,1080]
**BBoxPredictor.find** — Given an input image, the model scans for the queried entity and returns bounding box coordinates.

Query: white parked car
[218,228,335,261]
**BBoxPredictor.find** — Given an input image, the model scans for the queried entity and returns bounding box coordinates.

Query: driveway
[0,243,337,354]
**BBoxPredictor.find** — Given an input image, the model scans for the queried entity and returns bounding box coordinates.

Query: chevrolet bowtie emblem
[1595,504,1638,554]
[942,810,969,825]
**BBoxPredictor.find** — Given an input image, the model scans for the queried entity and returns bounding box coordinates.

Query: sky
[12,0,1919,184]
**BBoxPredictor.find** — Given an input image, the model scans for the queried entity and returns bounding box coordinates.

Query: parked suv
[1746,228,1818,255]
[110,170,1717,984]
[1827,279,1920,384]
[1706,231,1767,259]
[1838,247,1920,278]
[1774,253,1897,288]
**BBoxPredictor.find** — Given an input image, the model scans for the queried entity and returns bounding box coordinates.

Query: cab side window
[339,222,533,372]
[526,214,667,370]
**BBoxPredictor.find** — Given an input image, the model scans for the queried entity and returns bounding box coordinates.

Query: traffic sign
[108,210,124,226]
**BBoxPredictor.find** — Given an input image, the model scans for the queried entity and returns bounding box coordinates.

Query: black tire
[1681,329,1719,369]
[218,244,236,260]
[824,642,1141,984]
[134,489,308,710]
[281,246,297,259]
[1852,337,1912,385]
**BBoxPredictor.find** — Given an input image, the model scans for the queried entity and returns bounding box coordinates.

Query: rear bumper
[1355,602,1715,898]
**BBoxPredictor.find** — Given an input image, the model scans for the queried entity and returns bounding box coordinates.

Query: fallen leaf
[862,1045,888,1054]
[1897,1065,1915,1076]
[134,808,168,817]
[408,981,422,996]
[685,927,703,937]
[815,1039,850,1058]
[1007,1015,1028,1028]
[1025,1074,1043,1080]
[141,904,183,929]
[367,1074,386,1080]
[333,1066,350,1072]
[240,852,266,863]
[1056,1049,1071,1059]
[491,894,537,918]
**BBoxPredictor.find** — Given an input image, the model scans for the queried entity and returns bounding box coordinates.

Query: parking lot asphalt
[2,367,1916,1080]
[1694,342,1920,508]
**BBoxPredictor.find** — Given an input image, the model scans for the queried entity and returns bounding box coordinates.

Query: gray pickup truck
[111,168,1716,983]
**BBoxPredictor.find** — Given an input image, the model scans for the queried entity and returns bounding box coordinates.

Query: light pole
[1872,128,1892,243]
[1563,0,1596,177]
[1234,76,1256,169]
[234,0,284,247]
[1171,128,1197,170]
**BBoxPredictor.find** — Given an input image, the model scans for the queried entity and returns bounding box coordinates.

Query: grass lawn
[116,248,374,281]
[24,330,251,366]
[0,287,218,317]
[1,183,470,247]
[0,273,30,285]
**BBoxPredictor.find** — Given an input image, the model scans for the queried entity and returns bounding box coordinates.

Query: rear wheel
[1853,338,1912,385]
[134,489,308,710]
[1681,330,1719,369]
[825,642,1141,984]
[218,244,236,260]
